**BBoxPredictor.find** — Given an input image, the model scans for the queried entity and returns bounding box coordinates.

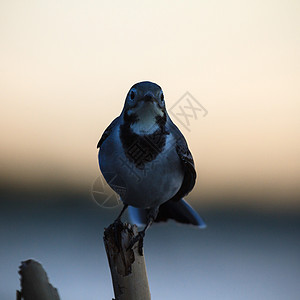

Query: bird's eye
[160,91,164,104]
[130,89,136,101]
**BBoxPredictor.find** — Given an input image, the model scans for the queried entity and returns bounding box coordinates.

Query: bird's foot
[127,231,145,256]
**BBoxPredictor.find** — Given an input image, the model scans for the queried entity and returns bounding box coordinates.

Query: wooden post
[103,222,151,300]
[17,259,60,300]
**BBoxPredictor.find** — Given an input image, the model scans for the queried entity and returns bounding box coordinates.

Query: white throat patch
[129,102,163,135]
[130,115,159,134]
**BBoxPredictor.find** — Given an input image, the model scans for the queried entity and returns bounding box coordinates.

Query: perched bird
[97,81,205,253]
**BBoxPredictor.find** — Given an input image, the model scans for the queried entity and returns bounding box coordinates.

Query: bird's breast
[99,126,184,208]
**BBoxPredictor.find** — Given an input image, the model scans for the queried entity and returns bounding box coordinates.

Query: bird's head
[122,81,166,134]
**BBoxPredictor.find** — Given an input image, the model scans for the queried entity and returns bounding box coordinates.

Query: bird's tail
[128,198,206,229]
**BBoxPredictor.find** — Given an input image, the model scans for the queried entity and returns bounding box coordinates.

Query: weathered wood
[104,222,151,300]
[17,259,60,300]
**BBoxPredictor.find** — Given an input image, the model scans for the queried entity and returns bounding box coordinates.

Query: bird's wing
[168,118,197,200]
[97,116,120,149]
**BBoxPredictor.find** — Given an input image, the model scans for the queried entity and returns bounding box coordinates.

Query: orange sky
[1,1,299,209]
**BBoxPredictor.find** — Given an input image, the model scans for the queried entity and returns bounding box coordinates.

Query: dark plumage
[97,81,205,254]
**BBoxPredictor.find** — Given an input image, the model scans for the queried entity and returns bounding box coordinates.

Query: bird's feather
[128,198,206,228]
[167,118,197,201]
[97,116,120,149]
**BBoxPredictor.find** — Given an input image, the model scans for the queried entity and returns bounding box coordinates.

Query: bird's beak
[142,92,158,104]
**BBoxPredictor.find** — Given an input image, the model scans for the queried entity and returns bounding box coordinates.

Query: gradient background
[0,1,299,299]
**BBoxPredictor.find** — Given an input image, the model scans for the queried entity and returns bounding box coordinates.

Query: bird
[97,81,205,254]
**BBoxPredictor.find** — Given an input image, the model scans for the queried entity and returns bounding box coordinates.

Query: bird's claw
[127,231,145,256]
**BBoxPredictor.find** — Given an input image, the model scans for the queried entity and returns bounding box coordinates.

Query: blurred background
[0,1,299,299]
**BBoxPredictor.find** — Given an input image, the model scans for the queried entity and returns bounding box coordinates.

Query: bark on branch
[17,259,60,300]
[16,223,151,300]
[104,222,151,300]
